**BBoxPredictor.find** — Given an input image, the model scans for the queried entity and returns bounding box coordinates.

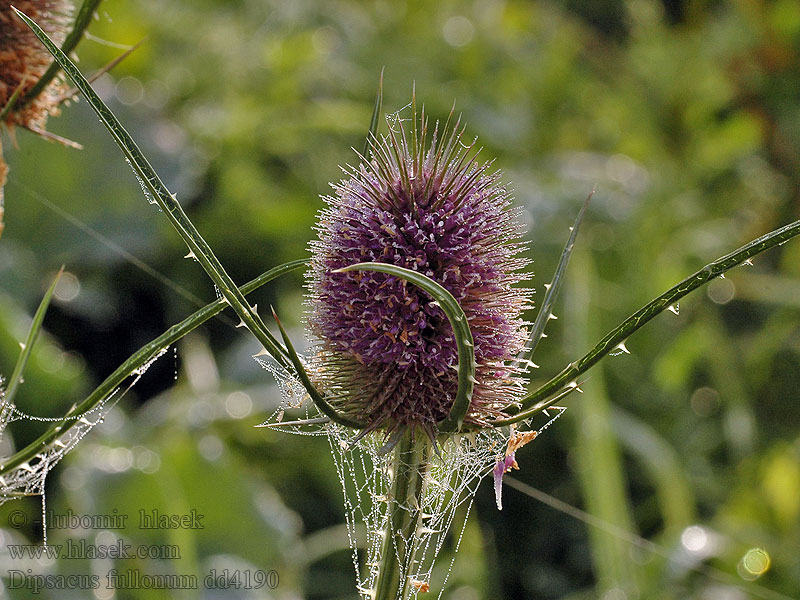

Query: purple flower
[307,109,530,435]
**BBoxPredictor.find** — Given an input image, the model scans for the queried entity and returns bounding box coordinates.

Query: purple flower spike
[307,106,531,434]
[493,453,518,510]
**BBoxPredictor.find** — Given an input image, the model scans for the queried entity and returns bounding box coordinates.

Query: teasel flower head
[0,0,72,131]
[307,107,531,438]
[1,1,74,237]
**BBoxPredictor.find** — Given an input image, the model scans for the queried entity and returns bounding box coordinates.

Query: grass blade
[14,7,292,371]
[336,262,475,432]
[4,268,63,405]
[0,259,307,475]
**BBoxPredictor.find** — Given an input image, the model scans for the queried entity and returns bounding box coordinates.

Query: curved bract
[335,262,475,432]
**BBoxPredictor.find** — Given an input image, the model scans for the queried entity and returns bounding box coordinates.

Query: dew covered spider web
[258,355,566,599]
[0,347,169,542]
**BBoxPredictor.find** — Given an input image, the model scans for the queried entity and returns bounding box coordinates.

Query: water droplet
[739,547,770,581]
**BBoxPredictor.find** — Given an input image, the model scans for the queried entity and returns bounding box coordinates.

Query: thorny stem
[372,430,431,600]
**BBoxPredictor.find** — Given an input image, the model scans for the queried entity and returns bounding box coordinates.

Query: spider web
[0,347,169,540]
[258,355,566,598]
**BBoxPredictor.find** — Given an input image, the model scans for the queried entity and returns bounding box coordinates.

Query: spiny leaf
[492,379,586,426]
[20,0,104,106]
[515,188,593,369]
[336,262,475,432]
[14,7,292,371]
[498,214,800,425]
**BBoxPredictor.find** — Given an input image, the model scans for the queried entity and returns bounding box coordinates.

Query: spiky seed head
[0,1,73,130]
[307,106,531,435]
[1,1,74,238]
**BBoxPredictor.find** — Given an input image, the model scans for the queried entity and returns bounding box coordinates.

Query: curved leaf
[336,262,475,432]
[271,308,364,429]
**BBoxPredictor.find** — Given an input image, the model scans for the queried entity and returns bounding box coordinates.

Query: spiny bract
[308,108,531,436]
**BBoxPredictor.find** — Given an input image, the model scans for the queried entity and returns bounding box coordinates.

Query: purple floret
[307,113,530,433]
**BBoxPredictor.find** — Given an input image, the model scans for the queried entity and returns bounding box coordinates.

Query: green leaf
[4,268,63,405]
[0,259,308,475]
[19,0,104,106]
[14,7,292,372]
[336,262,475,432]
[515,189,592,369]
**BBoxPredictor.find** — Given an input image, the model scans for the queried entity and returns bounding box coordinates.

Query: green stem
[372,430,431,600]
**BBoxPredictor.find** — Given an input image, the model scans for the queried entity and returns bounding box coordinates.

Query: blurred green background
[1,0,800,598]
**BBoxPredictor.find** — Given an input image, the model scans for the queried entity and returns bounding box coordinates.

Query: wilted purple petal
[493,452,517,510]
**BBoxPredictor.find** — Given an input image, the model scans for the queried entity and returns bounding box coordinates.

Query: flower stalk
[372,429,431,600]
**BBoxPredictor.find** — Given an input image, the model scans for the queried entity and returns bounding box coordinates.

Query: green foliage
[1,1,799,599]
